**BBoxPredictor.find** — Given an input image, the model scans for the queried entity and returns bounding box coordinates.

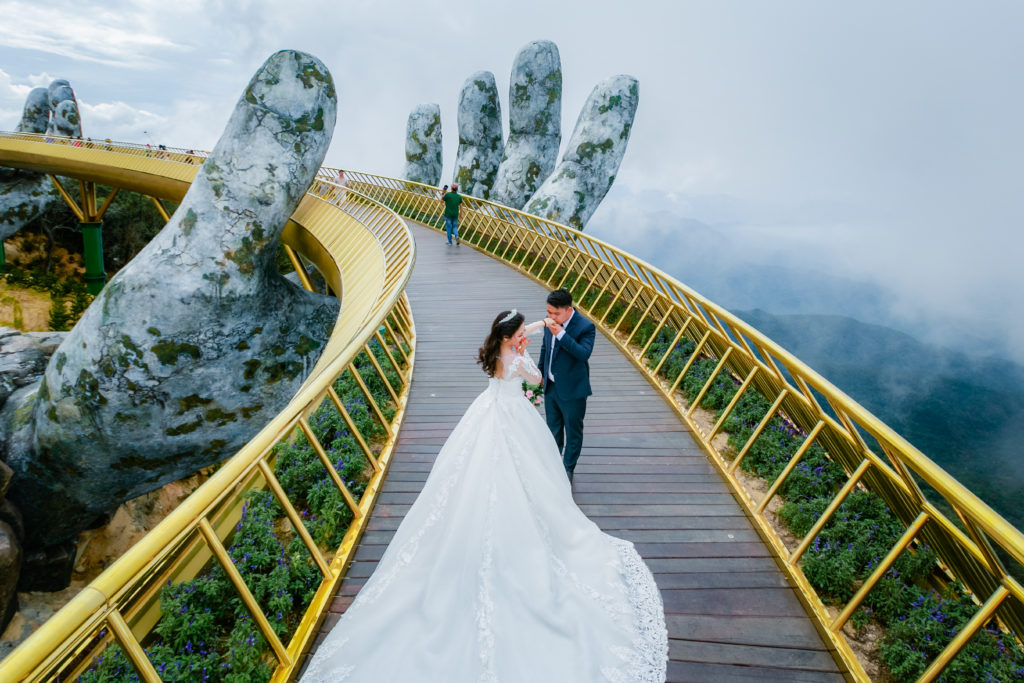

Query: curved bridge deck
[304,221,843,682]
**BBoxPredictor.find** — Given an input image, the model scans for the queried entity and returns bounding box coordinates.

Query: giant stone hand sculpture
[402,103,442,186]
[0,82,79,241]
[488,40,562,209]
[453,72,503,199]
[403,40,638,230]
[5,50,339,547]
[524,76,639,229]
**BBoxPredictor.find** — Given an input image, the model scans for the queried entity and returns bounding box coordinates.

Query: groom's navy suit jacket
[539,311,596,400]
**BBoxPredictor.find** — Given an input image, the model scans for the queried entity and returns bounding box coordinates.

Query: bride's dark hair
[477,310,525,377]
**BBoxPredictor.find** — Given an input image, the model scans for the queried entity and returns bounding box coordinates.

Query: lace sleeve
[524,320,546,336]
[509,348,543,384]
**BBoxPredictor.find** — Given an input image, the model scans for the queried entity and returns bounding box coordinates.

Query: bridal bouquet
[522,381,544,407]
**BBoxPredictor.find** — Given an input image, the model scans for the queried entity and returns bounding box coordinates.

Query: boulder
[454,72,503,199]
[0,460,10,499]
[0,328,67,409]
[402,104,442,186]
[0,499,24,543]
[5,50,339,547]
[525,75,639,229]
[16,539,73,593]
[489,40,562,209]
[0,521,21,633]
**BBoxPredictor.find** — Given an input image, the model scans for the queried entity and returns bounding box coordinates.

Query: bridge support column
[48,176,119,295]
[80,221,105,294]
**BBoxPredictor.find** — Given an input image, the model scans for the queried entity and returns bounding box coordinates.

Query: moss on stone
[598,95,622,114]
[118,335,146,370]
[165,416,203,436]
[576,138,614,161]
[526,161,544,188]
[241,404,264,419]
[235,340,250,351]
[181,208,198,236]
[177,394,214,413]
[201,439,228,456]
[243,359,261,380]
[293,108,325,133]
[151,340,201,365]
[204,407,237,425]
[54,353,66,373]
[147,327,161,337]
[74,369,107,406]
[263,360,302,383]
[296,58,335,98]
[295,335,320,357]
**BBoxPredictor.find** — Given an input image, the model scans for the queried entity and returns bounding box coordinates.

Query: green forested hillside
[735,309,1024,531]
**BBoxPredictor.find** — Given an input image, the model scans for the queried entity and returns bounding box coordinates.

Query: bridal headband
[499,309,518,324]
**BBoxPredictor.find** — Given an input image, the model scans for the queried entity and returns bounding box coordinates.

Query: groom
[539,288,596,483]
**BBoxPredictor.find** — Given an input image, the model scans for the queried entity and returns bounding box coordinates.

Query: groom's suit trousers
[545,386,587,476]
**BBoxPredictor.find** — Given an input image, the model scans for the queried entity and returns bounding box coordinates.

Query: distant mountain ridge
[733,308,1024,529]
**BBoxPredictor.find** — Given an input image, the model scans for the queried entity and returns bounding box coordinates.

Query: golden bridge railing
[341,170,1024,682]
[0,136,416,681]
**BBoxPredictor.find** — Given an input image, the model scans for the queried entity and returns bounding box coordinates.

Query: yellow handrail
[339,169,1024,682]
[0,133,416,682]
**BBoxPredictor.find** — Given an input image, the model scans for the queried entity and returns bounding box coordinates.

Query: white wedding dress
[301,324,668,682]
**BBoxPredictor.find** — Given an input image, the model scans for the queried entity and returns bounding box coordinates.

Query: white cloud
[0,3,187,67]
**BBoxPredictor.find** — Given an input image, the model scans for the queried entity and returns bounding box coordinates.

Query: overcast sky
[1,1,1022,360]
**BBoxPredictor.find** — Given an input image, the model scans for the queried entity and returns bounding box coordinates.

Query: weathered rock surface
[0,521,20,633]
[0,171,57,242]
[0,328,67,408]
[454,72,503,199]
[0,499,23,543]
[16,88,49,134]
[5,50,339,547]
[489,41,562,209]
[525,75,639,229]
[17,540,74,592]
[402,104,442,186]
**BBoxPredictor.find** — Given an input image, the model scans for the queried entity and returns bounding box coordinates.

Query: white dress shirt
[548,309,574,382]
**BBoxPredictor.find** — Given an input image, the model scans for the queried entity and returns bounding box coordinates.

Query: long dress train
[301,329,668,682]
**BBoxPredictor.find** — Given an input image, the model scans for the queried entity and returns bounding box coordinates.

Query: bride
[301,310,668,682]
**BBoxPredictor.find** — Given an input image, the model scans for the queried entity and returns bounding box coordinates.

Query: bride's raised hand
[516,337,530,354]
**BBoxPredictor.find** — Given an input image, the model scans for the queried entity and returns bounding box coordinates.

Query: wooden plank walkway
[304,221,844,682]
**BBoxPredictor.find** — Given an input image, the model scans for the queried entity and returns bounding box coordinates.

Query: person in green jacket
[441,183,464,246]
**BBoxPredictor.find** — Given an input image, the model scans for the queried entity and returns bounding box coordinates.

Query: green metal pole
[80,222,105,294]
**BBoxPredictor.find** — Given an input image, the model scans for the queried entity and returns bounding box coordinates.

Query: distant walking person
[441,182,463,246]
